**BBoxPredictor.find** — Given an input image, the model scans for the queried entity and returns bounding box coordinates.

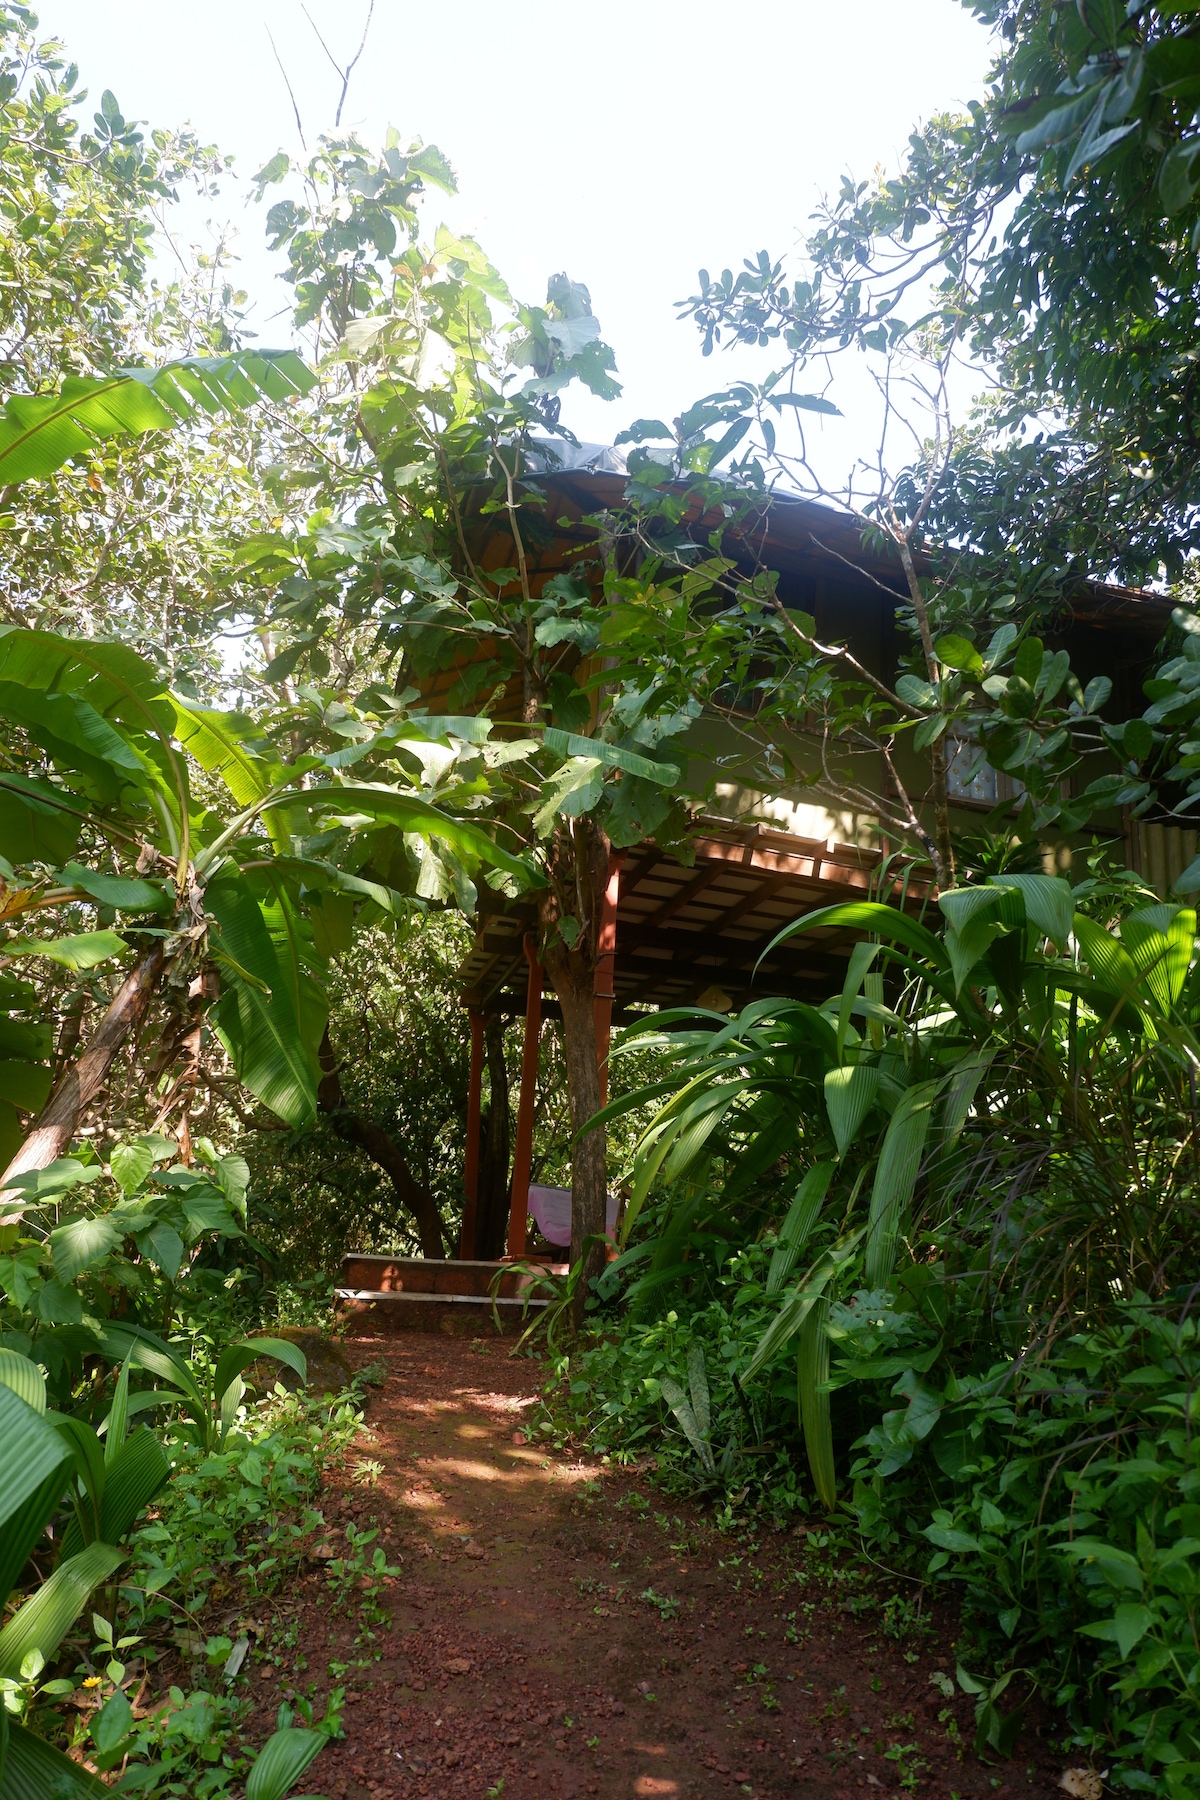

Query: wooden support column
[594,852,622,1106]
[506,935,542,1259]
[458,1008,485,1259]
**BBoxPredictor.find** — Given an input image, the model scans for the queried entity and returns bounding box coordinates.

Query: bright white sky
[45,0,994,458]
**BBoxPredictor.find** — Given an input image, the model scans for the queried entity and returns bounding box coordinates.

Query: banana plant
[0,624,539,1192]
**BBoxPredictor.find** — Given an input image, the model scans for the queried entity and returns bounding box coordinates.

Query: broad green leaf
[896,673,937,709]
[543,728,679,785]
[0,1158,101,1201]
[835,941,880,1058]
[0,1062,51,1112]
[0,1719,109,1796]
[745,1228,865,1381]
[1073,914,1143,1004]
[942,1053,992,1142]
[58,863,171,915]
[1121,904,1195,1013]
[91,1687,134,1771]
[865,1082,936,1288]
[170,701,278,807]
[767,391,841,415]
[109,1141,155,1195]
[934,634,984,676]
[0,770,82,863]
[139,1221,185,1280]
[687,1342,710,1440]
[58,1429,169,1562]
[989,873,1073,947]
[0,351,313,488]
[0,1542,123,1679]
[659,1375,715,1475]
[104,1355,132,1464]
[944,911,1007,995]
[50,1416,105,1524]
[0,1383,68,1532]
[98,1324,206,1409]
[245,1725,327,1800]
[797,1295,837,1509]
[1174,854,1200,895]
[0,1466,73,1611]
[3,931,126,972]
[533,758,604,834]
[824,1065,879,1159]
[923,1523,981,1554]
[207,879,319,1129]
[212,1336,307,1407]
[256,783,534,884]
[1078,1602,1154,1660]
[766,1164,834,1294]
[766,901,947,970]
[938,886,1002,935]
[1061,1536,1145,1591]
[0,1350,45,1414]
[50,1212,123,1282]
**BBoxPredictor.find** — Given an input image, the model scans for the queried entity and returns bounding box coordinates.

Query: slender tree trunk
[317,1029,446,1258]
[896,536,955,890]
[0,942,166,1197]
[475,1014,511,1260]
[539,815,610,1330]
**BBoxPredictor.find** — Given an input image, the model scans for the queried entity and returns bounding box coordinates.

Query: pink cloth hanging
[526,1185,618,1248]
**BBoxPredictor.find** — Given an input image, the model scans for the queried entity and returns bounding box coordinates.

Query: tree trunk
[896,535,955,890]
[475,1014,511,1260]
[317,1030,446,1258]
[0,942,167,1197]
[539,815,610,1330]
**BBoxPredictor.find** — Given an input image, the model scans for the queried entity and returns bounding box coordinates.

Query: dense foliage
[9,2,1200,1797]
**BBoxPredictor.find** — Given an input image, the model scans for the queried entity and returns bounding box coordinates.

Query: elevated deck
[334,1255,567,1335]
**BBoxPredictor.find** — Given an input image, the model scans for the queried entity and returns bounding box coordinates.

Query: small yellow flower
[81,1676,101,1689]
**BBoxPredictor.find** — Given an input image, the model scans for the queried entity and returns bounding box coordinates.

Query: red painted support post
[506,936,542,1260]
[594,853,622,1107]
[459,1008,484,1259]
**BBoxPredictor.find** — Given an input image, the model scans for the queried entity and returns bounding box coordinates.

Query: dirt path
[250,1334,1065,1800]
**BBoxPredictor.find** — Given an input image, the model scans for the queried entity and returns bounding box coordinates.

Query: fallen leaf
[1059,1772,1103,1800]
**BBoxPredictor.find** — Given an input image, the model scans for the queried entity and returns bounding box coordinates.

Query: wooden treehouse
[336,448,1178,1328]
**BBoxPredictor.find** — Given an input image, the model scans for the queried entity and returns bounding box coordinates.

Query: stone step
[338,1255,566,1298]
[335,1256,569,1336]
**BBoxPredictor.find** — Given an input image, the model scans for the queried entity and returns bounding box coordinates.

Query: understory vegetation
[10,1,1200,1796]
[538,867,1200,1792]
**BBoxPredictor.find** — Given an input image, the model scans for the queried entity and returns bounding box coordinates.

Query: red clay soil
[242,1334,1074,1800]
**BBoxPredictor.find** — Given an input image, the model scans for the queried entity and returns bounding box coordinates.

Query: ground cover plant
[532,855,1200,1794]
